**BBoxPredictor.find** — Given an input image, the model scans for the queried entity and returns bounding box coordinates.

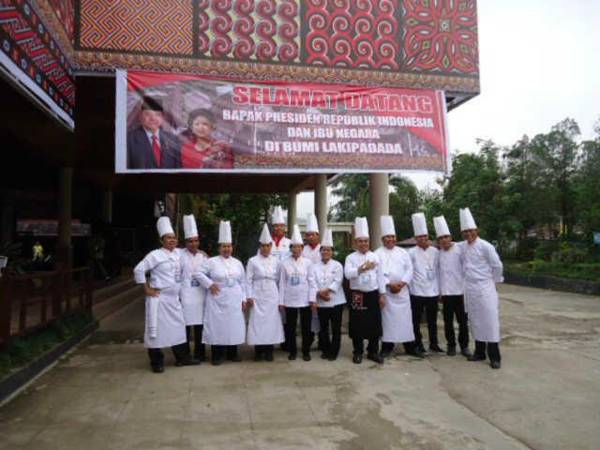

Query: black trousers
[211,345,239,361]
[411,295,439,348]
[318,304,344,358]
[352,337,379,355]
[381,341,417,354]
[285,306,313,355]
[147,342,190,368]
[474,340,501,362]
[186,325,206,360]
[442,295,469,349]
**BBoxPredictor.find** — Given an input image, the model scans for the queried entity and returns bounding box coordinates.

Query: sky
[298,0,600,217]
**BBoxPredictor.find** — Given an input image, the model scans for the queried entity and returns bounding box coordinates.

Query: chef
[344,217,386,365]
[246,223,284,362]
[279,224,314,361]
[270,206,292,261]
[179,214,208,361]
[194,220,247,365]
[375,216,423,359]
[460,208,503,369]
[133,216,199,373]
[408,212,443,354]
[434,215,471,358]
[302,213,323,353]
[308,228,346,361]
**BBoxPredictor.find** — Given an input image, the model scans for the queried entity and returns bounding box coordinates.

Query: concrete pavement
[1,284,599,450]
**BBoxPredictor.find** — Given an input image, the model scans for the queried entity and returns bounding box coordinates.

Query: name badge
[290,275,300,286]
[226,278,236,288]
[175,274,182,283]
[427,270,434,281]
[359,273,371,285]
[191,279,200,288]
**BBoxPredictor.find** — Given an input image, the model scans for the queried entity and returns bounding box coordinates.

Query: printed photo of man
[127,96,182,169]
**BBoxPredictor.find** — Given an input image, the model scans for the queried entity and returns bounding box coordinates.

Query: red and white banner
[115,70,449,174]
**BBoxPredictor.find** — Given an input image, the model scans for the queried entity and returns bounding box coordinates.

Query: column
[102,190,113,224]
[368,173,389,247]
[314,174,328,232]
[287,190,297,231]
[56,167,73,269]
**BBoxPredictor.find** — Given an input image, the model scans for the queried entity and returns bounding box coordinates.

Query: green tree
[389,175,421,239]
[330,174,369,221]
[574,119,600,239]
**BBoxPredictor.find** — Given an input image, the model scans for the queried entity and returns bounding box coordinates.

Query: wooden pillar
[314,174,328,232]
[287,191,297,231]
[56,167,73,269]
[368,173,389,248]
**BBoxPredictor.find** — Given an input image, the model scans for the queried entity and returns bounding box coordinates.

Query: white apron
[180,283,206,325]
[464,279,500,342]
[247,278,284,345]
[144,285,187,348]
[382,285,415,343]
[203,282,246,345]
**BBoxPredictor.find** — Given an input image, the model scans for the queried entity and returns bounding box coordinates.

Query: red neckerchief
[273,235,284,247]
[309,243,319,250]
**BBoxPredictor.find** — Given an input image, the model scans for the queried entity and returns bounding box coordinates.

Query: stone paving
[1,284,599,450]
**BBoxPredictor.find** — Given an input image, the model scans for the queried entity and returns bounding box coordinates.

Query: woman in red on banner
[180,109,234,169]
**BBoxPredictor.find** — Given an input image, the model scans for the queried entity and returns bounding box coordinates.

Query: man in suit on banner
[127,96,182,170]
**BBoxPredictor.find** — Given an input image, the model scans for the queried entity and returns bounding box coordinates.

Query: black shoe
[416,344,426,353]
[429,344,445,353]
[265,352,274,362]
[460,348,472,358]
[228,355,242,362]
[193,353,206,362]
[302,353,311,362]
[320,352,328,360]
[211,358,223,366]
[175,358,201,367]
[327,354,337,361]
[254,353,263,362]
[151,365,164,373]
[288,353,297,361]
[446,346,456,356]
[352,354,363,364]
[380,350,392,359]
[490,360,501,369]
[406,349,425,359]
[367,353,384,364]
[468,354,486,362]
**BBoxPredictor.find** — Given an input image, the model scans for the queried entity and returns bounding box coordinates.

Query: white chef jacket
[178,248,208,325]
[246,254,284,345]
[462,238,503,342]
[344,250,386,294]
[308,259,346,307]
[438,242,464,296]
[194,255,247,345]
[133,248,186,348]
[302,244,321,264]
[271,236,292,261]
[463,238,504,284]
[408,245,440,297]
[279,255,312,307]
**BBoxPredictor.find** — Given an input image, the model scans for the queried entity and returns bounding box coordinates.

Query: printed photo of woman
[180,108,234,169]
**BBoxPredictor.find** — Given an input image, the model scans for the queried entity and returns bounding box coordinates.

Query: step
[93,283,143,321]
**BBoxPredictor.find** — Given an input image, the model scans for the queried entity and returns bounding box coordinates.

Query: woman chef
[194,220,247,365]
[179,214,208,361]
[133,216,200,373]
[246,224,284,361]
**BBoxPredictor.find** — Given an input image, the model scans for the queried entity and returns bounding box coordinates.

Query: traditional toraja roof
[39,0,479,98]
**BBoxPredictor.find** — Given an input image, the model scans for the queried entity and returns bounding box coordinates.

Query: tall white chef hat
[306,213,319,233]
[290,224,303,245]
[459,208,477,231]
[321,228,334,248]
[183,214,198,239]
[218,220,232,244]
[433,216,451,238]
[411,212,428,237]
[259,223,273,245]
[272,206,285,225]
[156,216,175,238]
[380,215,396,237]
[354,217,369,239]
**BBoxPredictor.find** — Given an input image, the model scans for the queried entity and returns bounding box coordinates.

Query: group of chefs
[134,205,504,373]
